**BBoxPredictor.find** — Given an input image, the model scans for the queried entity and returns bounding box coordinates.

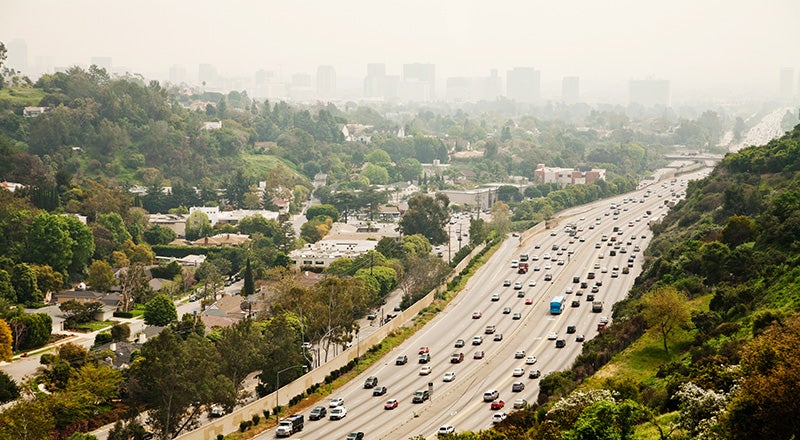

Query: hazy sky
[2,0,799,98]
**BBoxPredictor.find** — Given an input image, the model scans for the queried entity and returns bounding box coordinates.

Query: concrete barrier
[173,243,487,440]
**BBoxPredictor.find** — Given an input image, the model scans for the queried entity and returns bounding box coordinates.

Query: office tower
[364,63,386,98]
[506,67,540,103]
[446,77,472,102]
[562,76,580,104]
[6,39,28,73]
[780,68,794,99]
[316,65,336,98]
[198,64,218,88]
[169,65,187,84]
[628,79,670,107]
[402,63,436,101]
[480,69,502,101]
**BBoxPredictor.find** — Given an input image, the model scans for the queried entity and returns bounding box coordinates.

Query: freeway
[255,171,707,440]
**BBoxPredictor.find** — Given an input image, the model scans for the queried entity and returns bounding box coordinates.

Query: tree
[722,215,757,248]
[110,323,130,342]
[215,319,264,391]
[0,319,12,362]
[491,201,511,235]
[305,204,339,222]
[119,263,150,312]
[60,300,104,327]
[27,213,74,274]
[723,315,800,439]
[97,213,132,249]
[0,370,20,404]
[62,215,95,274]
[0,269,16,303]
[361,163,390,185]
[243,258,254,296]
[128,330,234,439]
[86,260,115,292]
[122,239,154,265]
[107,420,150,440]
[0,398,55,440]
[143,294,177,326]
[399,193,449,245]
[12,263,42,306]
[185,210,212,240]
[9,313,51,350]
[641,286,691,353]
[143,225,177,245]
[31,265,63,300]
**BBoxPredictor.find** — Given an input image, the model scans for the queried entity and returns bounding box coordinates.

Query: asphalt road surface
[254,171,706,439]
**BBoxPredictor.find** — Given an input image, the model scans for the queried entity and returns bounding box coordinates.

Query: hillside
[447,125,800,440]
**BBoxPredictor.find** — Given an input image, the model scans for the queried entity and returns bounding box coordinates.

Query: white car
[528,280,536,287]
[526,355,537,365]
[329,397,344,407]
[492,412,508,423]
[443,371,456,382]
[548,332,558,340]
[514,349,526,358]
[419,366,432,375]
[438,425,455,434]
[512,368,524,377]
[329,406,347,420]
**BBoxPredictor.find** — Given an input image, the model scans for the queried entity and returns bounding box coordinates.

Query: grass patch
[72,320,115,332]
[633,410,684,440]
[240,154,309,184]
[0,86,46,107]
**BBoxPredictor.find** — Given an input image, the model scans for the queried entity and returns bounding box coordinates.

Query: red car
[473,350,485,359]
[384,399,398,410]
[450,352,464,363]
[525,298,534,305]
[418,346,429,354]
[490,400,505,410]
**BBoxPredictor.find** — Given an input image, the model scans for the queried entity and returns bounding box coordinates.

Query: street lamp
[275,365,307,423]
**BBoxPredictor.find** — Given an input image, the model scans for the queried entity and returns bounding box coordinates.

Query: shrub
[94,332,113,346]
[262,409,270,419]
[251,414,260,425]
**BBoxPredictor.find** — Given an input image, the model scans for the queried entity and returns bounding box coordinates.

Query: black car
[586,294,595,301]
[373,386,387,396]
[364,376,378,388]
[566,325,576,334]
[576,334,585,342]
[346,432,364,440]
[309,406,327,420]
[571,300,580,307]
[555,339,566,348]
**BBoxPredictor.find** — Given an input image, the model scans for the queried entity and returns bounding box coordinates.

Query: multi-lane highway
[256,171,704,440]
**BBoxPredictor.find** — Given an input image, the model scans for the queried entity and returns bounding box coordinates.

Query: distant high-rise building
[364,63,387,98]
[562,76,580,104]
[779,67,794,100]
[169,65,187,84]
[91,56,112,72]
[480,69,502,101]
[316,65,336,98]
[506,67,540,103]
[6,39,28,73]
[402,63,436,101]
[446,77,472,102]
[290,73,313,100]
[445,70,502,102]
[198,64,218,88]
[628,79,670,107]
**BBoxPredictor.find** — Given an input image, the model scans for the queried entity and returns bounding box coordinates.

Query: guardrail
[174,242,487,440]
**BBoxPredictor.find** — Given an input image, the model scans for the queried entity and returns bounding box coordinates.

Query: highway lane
[255,171,705,440]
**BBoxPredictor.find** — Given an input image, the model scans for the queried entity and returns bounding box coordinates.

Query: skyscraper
[779,68,795,100]
[6,39,28,73]
[316,65,336,98]
[562,76,580,105]
[169,65,187,84]
[402,63,436,101]
[364,63,386,98]
[506,67,540,103]
[629,79,670,107]
[198,64,218,89]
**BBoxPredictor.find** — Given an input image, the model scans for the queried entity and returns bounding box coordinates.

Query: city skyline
[2,0,799,103]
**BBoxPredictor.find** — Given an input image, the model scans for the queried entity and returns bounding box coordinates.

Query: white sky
[2,0,799,98]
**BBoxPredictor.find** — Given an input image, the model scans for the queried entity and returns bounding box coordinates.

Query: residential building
[289,239,379,271]
[507,67,540,103]
[187,207,280,227]
[533,163,606,186]
[23,106,48,117]
[438,188,498,211]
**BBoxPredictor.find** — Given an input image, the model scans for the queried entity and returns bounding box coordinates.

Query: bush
[262,409,270,419]
[110,323,131,342]
[94,332,113,346]
[239,420,251,432]
[0,370,20,404]
[217,435,224,440]
[112,311,134,319]
[251,414,260,425]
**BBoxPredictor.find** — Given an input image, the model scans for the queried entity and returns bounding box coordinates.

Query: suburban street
[253,170,707,439]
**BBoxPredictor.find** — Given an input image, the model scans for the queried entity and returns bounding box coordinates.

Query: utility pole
[448,224,451,263]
